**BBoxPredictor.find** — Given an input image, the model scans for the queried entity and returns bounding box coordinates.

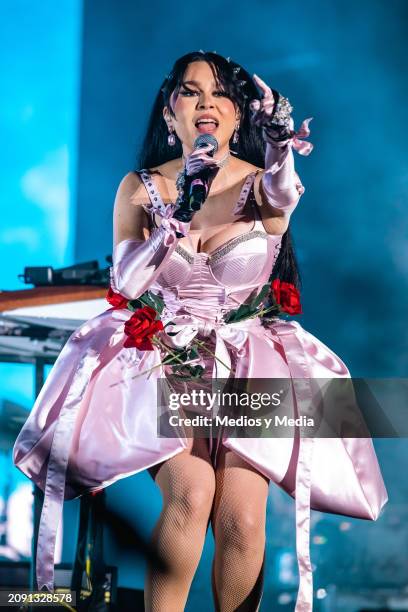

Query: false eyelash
[179,88,229,97]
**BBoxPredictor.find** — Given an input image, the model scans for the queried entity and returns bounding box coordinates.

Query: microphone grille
[193,134,219,154]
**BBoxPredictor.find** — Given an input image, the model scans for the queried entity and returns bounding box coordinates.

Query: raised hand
[249,74,294,143]
[248,75,313,220]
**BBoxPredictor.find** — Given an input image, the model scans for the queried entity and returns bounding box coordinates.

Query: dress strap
[249,177,264,224]
[138,169,169,218]
[139,168,262,232]
[232,171,258,216]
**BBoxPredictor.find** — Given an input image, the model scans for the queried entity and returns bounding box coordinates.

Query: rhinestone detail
[210,231,268,263]
[232,172,257,216]
[175,231,268,265]
[269,95,293,128]
[139,169,167,216]
[139,169,258,220]
[175,244,194,264]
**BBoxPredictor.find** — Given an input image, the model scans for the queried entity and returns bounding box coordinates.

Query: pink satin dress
[13,169,388,611]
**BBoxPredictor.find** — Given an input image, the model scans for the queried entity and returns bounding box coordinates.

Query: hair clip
[199,49,205,54]
[232,66,240,74]
[237,80,247,87]
[226,56,231,63]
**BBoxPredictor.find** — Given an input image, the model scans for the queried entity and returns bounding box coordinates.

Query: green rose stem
[109,334,188,386]
[247,304,283,320]
[109,303,283,388]
[109,356,162,386]
[156,336,235,377]
[115,335,207,384]
[192,339,235,376]
[152,336,194,366]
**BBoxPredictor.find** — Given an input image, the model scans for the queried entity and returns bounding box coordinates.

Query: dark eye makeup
[179,87,229,98]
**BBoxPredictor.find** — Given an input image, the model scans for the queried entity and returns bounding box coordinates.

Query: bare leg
[211,446,269,612]
[144,438,216,612]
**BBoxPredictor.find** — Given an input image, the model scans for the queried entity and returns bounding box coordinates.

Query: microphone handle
[188,167,214,210]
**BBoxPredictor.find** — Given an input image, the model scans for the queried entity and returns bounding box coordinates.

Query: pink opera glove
[111,216,190,300]
[261,117,313,214]
[250,73,313,215]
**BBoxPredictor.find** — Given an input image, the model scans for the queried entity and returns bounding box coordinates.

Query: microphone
[188,134,219,210]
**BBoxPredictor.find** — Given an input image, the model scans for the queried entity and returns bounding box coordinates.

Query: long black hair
[138,50,301,289]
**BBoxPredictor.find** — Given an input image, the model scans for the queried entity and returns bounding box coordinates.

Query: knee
[183,480,216,516]
[169,481,215,528]
[216,509,265,552]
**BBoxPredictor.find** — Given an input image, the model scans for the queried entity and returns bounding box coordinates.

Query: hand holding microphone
[173,134,221,223]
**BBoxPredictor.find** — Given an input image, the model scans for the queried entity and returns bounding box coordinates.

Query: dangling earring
[167,126,176,146]
[232,122,240,144]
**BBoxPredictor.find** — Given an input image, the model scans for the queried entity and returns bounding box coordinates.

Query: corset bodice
[140,169,283,322]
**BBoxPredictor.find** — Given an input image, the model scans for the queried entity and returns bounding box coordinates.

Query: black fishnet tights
[144,438,269,611]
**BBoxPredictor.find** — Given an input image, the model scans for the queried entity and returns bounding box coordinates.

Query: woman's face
[164,61,240,155]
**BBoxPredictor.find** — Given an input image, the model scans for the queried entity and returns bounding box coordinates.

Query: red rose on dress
[124,306,164,350]
[106,286,129,309]
[271,279,302,315]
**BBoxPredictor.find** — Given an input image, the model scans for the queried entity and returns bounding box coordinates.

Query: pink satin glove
[250,74,313,215]
[111,215,190,301]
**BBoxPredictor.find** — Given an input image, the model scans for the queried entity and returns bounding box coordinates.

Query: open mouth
[195,119,219,133]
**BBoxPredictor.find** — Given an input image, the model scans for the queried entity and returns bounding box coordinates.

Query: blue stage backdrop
[0,0,82,569]
[75,0,408,378]
[1,1,407,610]
[0,0,82,403]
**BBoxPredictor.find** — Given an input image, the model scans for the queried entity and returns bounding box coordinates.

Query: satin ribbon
[160,216,191,243]
[291,117,314,156]
[36,349,100,592]
[265,117,313,157]
[35,313,315,610]
[141,200,191,246]
[270,321,315,611]
[149,199,191,239]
